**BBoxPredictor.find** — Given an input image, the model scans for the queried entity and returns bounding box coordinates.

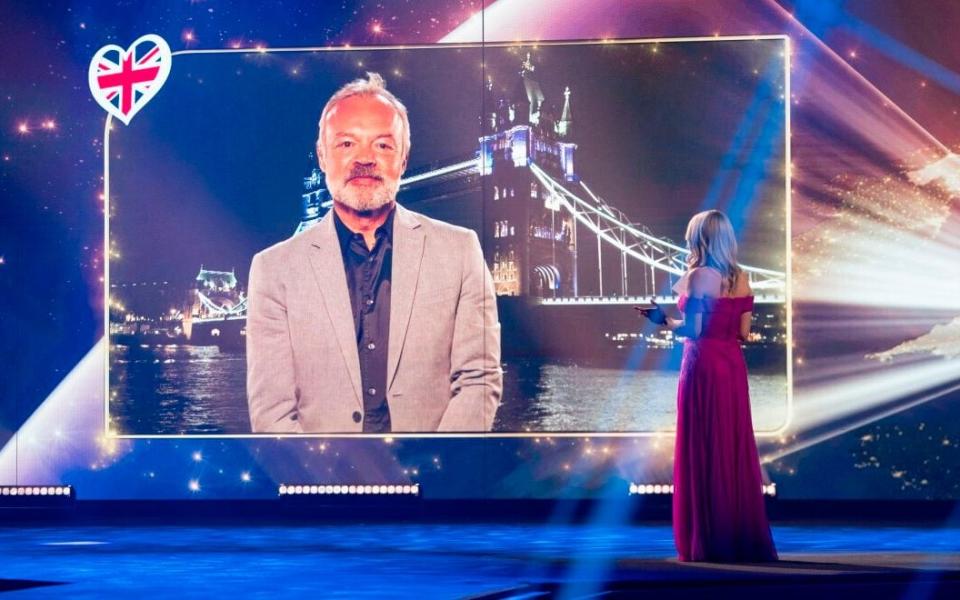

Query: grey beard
[328,177,399,212]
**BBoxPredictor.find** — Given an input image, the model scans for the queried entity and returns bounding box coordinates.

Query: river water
[110,344,788,435]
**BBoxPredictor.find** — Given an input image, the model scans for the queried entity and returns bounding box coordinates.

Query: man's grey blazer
[246,203,502,433]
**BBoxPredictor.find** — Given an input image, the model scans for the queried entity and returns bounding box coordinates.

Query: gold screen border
[103,35,793,439]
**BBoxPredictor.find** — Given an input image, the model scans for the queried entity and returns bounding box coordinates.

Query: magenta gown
[673,294,777,562]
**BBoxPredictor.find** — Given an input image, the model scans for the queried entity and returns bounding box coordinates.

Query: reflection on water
[111,344,248,435]
[495,359,787,433]
[110,345,788,435]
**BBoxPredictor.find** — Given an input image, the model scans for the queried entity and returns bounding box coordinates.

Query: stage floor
[1,522,959,598]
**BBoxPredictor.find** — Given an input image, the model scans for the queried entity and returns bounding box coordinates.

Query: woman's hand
[635,300,667,325]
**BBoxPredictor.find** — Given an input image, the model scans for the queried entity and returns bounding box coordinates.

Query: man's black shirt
[333,207,394,433]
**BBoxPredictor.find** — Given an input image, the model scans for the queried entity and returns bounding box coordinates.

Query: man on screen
[246,72,502,433]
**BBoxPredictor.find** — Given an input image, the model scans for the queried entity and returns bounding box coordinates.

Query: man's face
[318,94,407,213]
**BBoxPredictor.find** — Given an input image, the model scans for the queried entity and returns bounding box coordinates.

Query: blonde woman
[639,210,777,562]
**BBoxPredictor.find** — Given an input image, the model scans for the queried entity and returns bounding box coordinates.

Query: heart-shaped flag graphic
[88,34,172,126]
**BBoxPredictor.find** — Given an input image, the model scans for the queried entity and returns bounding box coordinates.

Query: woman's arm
[737,270,753,341]
[666,313,701,339]
[738,312,752,341]
[665,269,719,339]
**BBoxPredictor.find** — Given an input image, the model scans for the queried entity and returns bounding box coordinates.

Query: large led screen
[106,38,790,437]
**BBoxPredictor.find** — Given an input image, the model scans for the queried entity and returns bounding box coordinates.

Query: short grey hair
[316,72,411,164]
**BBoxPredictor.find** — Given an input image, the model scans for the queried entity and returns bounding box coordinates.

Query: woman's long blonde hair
[685,210,741,293]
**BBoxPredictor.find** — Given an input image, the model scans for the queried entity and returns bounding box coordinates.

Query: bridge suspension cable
[529,163,785,294]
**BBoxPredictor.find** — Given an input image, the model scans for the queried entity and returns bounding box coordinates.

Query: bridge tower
[481,53,579,299]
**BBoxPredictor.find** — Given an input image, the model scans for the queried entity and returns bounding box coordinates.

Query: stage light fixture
[0,485,75,507]
[278,483,420,496]
[629,482,777,496]
[0,485,73,497]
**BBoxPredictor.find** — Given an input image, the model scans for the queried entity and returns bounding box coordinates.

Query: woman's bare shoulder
[688,267,723,296]
[689,266,723,280]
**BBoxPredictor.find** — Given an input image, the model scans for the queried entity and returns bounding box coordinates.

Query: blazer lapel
[387,205,425,390]
[306,213,362,409]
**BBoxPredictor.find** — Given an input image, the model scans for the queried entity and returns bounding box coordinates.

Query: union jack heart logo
[88,34,172,126]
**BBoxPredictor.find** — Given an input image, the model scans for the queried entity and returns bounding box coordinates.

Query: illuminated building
[480,53,579,298]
